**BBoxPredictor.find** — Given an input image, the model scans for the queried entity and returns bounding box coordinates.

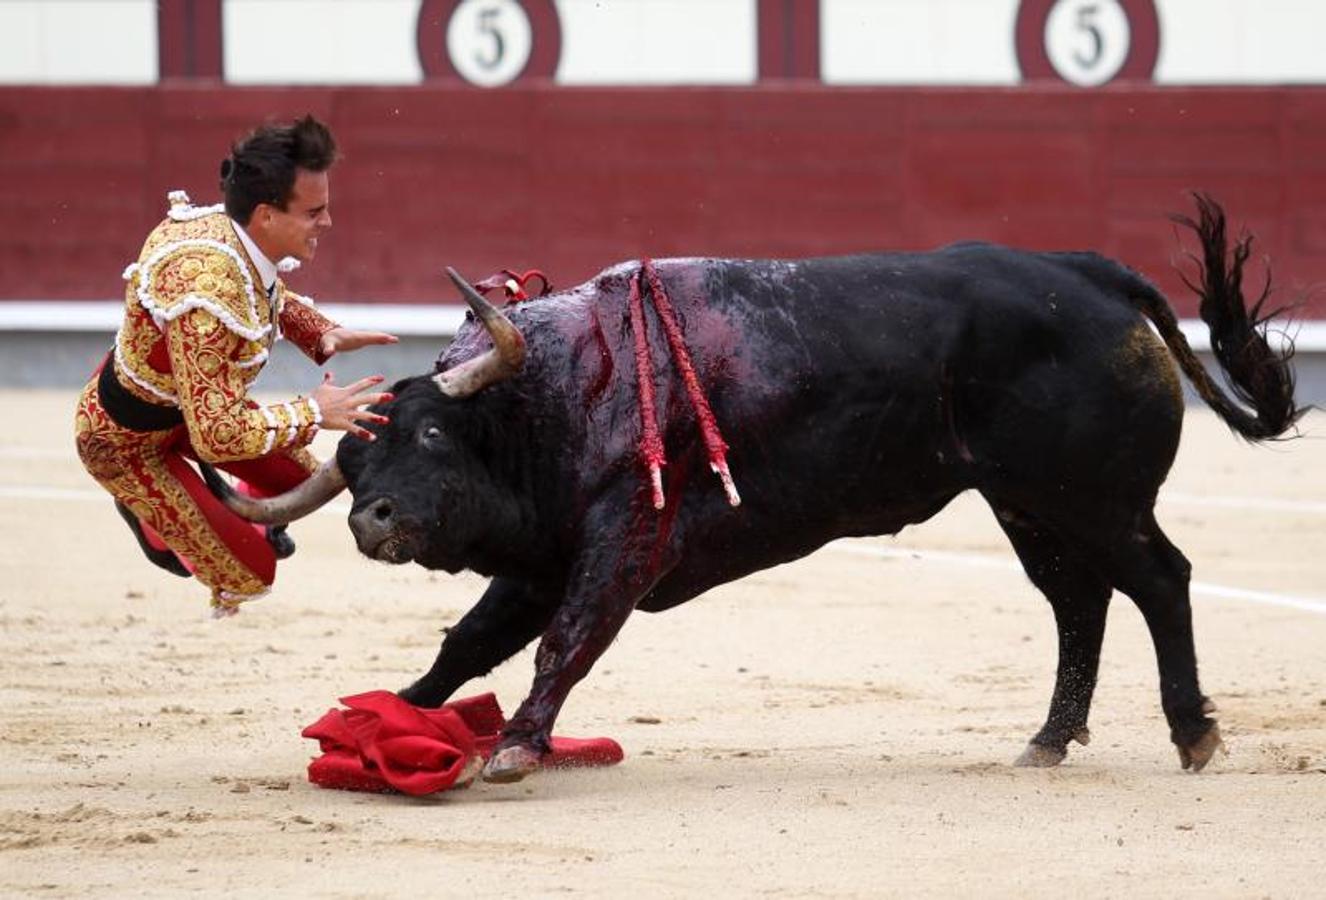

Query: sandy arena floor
[1,389,1324,898]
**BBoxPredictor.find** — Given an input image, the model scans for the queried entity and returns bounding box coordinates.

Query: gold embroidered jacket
[115,192,339,462]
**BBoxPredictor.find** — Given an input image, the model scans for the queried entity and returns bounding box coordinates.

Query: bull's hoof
[482,745,542,784]
[1177,722,1225,772]
[1014,742,1067,768]
[1013,728,1088,768]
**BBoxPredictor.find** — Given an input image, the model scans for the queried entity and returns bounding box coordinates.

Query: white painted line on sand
[0,484,105,501]
[829,541,1326,616]
[1159,492,1326,515]
[0,447,74,460]
[4,459,1325,515]
[0,483,352,515]
[4,483,1322,616]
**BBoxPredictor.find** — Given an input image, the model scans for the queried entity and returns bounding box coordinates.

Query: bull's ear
[434,267,526,398]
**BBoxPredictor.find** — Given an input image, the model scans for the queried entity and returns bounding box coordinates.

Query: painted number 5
[446,0,532,86]
[475,8,505,70]
[1073,4,1103,69]
[1015,0,1157,86]
[1045,0,1130,86]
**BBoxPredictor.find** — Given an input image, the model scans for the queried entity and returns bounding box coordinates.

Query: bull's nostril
[372,499,393,522]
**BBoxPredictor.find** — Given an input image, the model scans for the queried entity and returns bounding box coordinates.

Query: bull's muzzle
[348,496,415,563]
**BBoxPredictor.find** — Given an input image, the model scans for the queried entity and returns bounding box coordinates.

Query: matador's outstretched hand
[311,373,393,441]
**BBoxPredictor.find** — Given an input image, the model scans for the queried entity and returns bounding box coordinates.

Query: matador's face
[255,168,332,264]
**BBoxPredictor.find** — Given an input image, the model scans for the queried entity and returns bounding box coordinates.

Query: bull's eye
[421,425,443,450]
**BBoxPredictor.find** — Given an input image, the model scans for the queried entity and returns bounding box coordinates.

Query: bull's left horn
[198,458,346,525]
[434,267,527,398]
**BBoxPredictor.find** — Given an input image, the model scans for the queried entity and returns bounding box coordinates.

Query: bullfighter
[74,114,395,616]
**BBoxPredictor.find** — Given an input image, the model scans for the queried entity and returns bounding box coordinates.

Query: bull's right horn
[198,458,346,525]
[434,267,527,398]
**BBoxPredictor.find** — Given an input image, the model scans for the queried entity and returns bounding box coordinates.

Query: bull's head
[200,268,526,568]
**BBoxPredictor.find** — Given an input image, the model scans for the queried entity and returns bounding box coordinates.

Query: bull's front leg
[482,519,671,783]
[398,577,559,707]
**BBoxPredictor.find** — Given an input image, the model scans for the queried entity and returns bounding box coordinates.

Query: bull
[206,195,1303,783]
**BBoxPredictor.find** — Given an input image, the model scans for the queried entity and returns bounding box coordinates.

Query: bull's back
[694,247,1162,445]
[662,249,1174,564]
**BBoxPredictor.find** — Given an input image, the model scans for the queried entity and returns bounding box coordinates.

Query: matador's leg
[78,382,304,615]
[111,447,277,615]
[210,446,320,561]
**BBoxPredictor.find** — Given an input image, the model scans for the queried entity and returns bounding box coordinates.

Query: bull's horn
[434,267,527,398]
[198,458,346,525]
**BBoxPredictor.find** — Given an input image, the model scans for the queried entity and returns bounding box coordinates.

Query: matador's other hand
[318,327,400,359]
[310,373,393,441]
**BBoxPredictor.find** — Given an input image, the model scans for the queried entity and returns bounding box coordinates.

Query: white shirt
[230,218,279,297]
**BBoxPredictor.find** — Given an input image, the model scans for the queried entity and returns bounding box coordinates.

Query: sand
[2,389,1324,898]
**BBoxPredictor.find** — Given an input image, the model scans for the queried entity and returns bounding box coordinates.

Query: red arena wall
[2,85,1324,319]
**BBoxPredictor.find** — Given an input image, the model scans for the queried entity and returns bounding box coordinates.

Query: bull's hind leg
[397,577,558,707]
[1094,512,1222,771]
[990,504,1112,767]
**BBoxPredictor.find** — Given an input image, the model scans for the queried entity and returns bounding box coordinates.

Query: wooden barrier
[2,85,1323,317]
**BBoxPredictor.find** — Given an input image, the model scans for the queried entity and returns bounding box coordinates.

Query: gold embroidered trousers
[75,368,319,616]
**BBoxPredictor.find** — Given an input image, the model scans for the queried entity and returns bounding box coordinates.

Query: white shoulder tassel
[166,188,224,222]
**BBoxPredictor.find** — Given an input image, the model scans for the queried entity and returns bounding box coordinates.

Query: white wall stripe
[0,301,466,337]
[1,302,1322,350]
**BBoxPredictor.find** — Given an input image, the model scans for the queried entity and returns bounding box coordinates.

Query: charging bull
[206,196,1302,783]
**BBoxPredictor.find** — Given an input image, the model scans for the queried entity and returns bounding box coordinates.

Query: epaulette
[121,190,271,341]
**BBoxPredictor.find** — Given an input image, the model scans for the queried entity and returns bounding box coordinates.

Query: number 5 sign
[418,0,562,86]
[1016,0,1159,86]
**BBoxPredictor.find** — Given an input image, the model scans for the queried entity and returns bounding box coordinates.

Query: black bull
[207,196,1303,783]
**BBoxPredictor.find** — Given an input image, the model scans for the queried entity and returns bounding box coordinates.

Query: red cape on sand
[302,691,623,795]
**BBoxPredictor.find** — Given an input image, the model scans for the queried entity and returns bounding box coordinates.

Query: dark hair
[219,114,337,225]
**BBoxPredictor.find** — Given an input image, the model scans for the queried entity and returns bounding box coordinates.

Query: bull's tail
[1131,193,1307,441]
